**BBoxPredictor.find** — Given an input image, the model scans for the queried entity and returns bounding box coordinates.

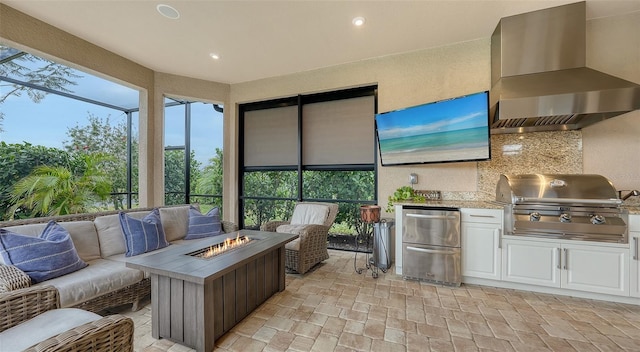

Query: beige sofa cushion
[94,211,147,258]
[159,206,190,242]
[0,221,101,262]
[34,258,144,307]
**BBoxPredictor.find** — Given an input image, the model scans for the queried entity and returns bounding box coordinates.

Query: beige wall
[582,11,640,191]
[229,39,490,219]
[228,11,640,220]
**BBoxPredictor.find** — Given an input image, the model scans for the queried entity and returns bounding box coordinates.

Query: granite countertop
[394,200,504,210]
[623,205,640,215]
[394,201,640,213]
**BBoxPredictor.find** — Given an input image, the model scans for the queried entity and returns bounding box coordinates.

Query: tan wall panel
[230,39,489,217]
[583,11,640,192]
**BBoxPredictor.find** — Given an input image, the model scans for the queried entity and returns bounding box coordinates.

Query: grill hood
[490,1,640,134]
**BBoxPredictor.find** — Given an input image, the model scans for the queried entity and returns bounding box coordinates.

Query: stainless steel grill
[496,174,628,243]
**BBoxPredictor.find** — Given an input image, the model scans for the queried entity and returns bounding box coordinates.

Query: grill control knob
[559,213,572,223]
[530,212,541,221]
[591,214,606,225]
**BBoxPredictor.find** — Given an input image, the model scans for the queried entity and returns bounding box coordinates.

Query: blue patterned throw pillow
[0,221,88,283]
[119,208,169,257]
[185,206,223,240]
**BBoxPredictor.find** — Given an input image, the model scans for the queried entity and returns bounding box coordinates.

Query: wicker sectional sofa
[0,205,237,313]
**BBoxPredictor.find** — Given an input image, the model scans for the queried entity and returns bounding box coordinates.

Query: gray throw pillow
[185,206,223,240]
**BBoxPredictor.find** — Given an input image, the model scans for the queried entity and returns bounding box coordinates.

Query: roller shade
[244,105,298,167]
[302,95,375,165]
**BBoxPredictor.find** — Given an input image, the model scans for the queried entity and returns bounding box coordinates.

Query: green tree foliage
[9,153,113,218]
[194,148,223,209]
[0,142,80,219]
[242,171,298,229]
[242,170,375,233]
[63,113,137,209]
[195,148,223,195]
[303,170,375,226]
[164,149,201,205]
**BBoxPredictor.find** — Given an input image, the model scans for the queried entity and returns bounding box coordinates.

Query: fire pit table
[126,230,297,352]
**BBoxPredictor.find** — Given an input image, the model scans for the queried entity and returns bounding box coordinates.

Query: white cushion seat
[36,259,144,307]
[0,308,101,351]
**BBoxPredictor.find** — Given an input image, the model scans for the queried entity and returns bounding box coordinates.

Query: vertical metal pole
[126,111,133,209]
[297,95,303,201]
[373,88,379,205]
[185,102,192,205]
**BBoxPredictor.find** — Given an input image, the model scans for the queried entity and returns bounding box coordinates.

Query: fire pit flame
[188,234,253,259]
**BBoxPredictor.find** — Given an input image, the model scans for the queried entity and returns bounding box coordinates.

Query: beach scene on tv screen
[376,92,489,165]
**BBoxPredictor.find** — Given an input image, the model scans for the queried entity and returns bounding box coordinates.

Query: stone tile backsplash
[447,131,583,201]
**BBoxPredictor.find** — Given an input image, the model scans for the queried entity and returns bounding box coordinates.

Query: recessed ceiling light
[352,16,365,27]
[157,4,180,20]
[209,53,220,60]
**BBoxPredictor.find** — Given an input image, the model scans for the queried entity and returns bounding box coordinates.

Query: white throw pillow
[290,204,329,225]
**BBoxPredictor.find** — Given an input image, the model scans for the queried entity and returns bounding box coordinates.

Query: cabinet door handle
[495,228,501,249]
[406,246,457,255]
[470,214,495,218]
[563,248,568,270]
[557,248,561,270]
[406,214,458,220]
[634,237,638,261]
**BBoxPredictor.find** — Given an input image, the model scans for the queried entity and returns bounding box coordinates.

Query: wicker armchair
[0,285,134,351]
[261,202,338,274]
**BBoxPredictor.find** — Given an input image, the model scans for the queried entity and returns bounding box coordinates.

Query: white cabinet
[562,243,629,296]
[502,238,630,296]
[461,208,502,281]
[502,238,560,287]
[630,215,640,298]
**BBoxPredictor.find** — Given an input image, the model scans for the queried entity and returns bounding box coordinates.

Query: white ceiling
[3,0,640,84]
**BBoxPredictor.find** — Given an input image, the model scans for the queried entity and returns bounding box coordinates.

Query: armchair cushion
[119,209,169,257]
[0,222,87,283]
[276,224,312,235]
[290,203,329,225]
[0,308,100,351]
[185,206,222,240]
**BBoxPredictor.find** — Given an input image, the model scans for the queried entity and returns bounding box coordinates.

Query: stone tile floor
[123,250,640,351]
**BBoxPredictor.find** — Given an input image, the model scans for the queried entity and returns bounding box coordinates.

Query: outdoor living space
[124,249,640,352]
[2,3,640,352]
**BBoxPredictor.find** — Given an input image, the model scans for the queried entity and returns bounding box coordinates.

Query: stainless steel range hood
[490,1,640,134]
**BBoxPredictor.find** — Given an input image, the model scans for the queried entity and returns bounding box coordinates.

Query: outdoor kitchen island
[126,230,298,352]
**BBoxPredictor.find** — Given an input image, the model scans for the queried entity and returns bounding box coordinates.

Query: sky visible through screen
[0,57,223,167]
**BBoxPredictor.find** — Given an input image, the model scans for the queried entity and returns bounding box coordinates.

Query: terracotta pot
[360,205,381,223]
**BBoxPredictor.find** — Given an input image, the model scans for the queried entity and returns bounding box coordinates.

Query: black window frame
[238,85,378,229]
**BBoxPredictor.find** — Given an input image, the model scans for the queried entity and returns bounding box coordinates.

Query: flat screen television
[375,91,490,166]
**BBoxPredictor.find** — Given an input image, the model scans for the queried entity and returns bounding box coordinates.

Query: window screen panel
[244,105,298,167]
[302,96,374,165]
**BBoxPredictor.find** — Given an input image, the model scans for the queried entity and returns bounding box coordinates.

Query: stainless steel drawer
[402,243,461,286]
[402,207,460,247]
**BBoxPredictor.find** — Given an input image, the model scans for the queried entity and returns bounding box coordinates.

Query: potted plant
[386,186,425,212]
